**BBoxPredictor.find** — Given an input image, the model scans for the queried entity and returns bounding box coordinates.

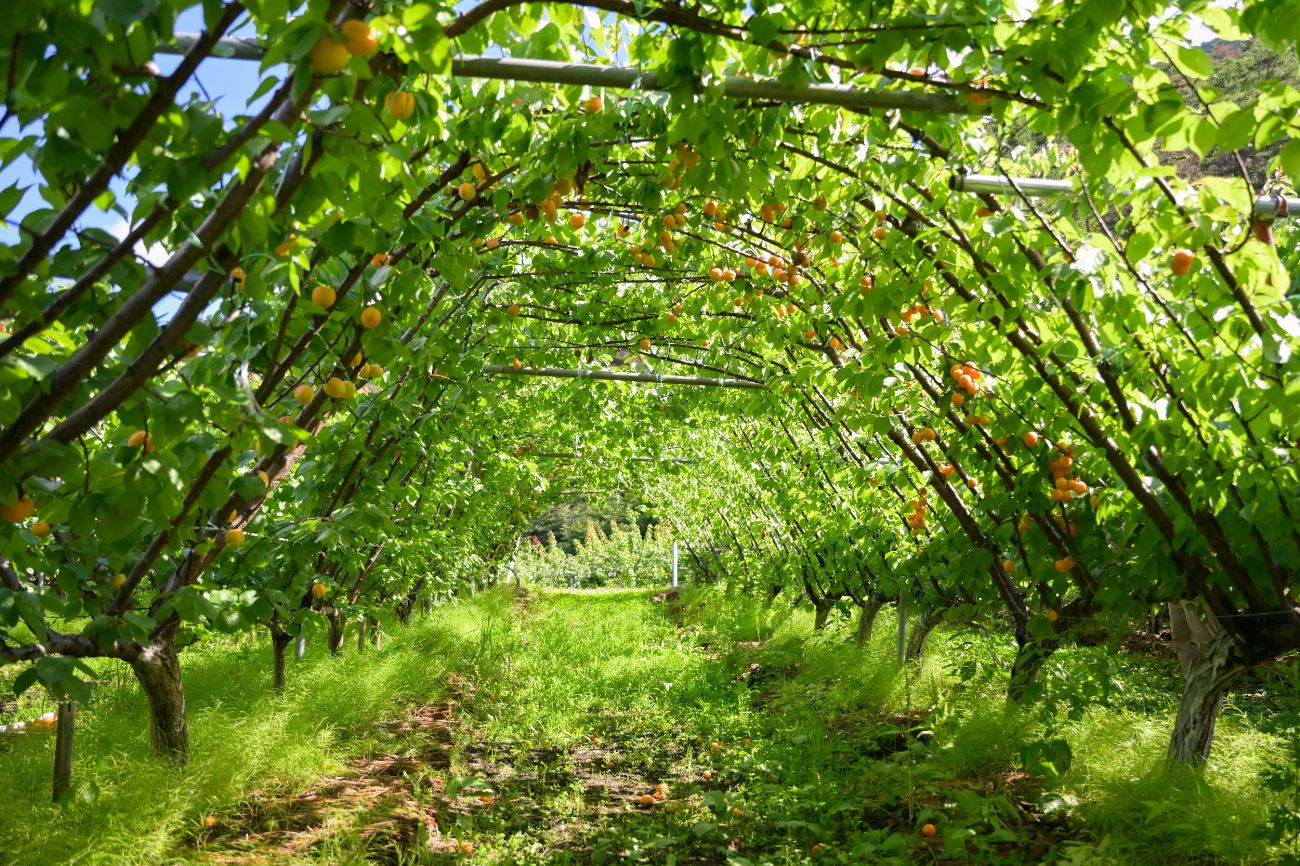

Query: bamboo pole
[483,364,765,389]
[160,36,984,116]
[951,172,1300,220]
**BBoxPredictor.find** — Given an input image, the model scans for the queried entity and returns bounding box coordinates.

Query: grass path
[0,586,1291,865]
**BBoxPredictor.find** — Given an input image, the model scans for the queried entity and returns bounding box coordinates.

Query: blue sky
[0,6,282,256]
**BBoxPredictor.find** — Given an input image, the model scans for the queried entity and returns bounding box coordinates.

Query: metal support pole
[52,701,74,802]
[950,172,1300,221]
[897,591,908,663]
[484,364,765,390]
[294,634,306,661]
[160,37,985,117]
[671,541,679,588]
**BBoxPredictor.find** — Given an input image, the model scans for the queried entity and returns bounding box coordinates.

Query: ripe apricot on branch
[384,90,415,120]
[585,95,603,112]
[921,823,937,838]
[32,520,50,538]
[0,496,34,523]
[293,384,315,406]
[309,36,350,75]
[1170,248,1195,276]
[312,582,327,599]
[311,285,336,309]
[127,430,156,453]
[224,528,245,547]
[340,20,377,56]
[1023,431,1040,448]
[458,182,477,201]
[1054,557,1074,573]
[360,307,382,329]
[323,377,353,399]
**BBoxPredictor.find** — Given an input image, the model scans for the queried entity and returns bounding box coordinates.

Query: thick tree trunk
[271,625,291,692]
[356,617,367,652]
[812,598,835,632]
[1007,637,1051,701]
[904,610,942,661]
[396,577,425,625]
[325,608,345,656]
[1169,600,1220,677]
[368,615,381,649]
[128,626,189,763]
[855,598,885,645]
[1168,629,1249,766]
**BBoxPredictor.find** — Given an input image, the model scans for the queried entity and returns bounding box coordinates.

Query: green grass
[0,586,1294,865]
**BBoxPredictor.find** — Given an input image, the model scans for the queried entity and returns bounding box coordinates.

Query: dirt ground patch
[190,700,469,863]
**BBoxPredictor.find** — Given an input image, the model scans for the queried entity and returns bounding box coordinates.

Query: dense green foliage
[0,1,1299,856]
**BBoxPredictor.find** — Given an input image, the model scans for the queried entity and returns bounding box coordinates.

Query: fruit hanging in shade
[311,284,336,309]
[309,36,350,75]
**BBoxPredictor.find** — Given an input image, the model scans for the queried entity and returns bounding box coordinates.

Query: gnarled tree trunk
[904,609,942,661]
[396,577,425,624]
[812,597,836,632]
[270,622,291,692]
[128,622,188,763]
[1007,637,1050,701]
[855,597,885,645]
[1168,629,1249,766]
[325,607,346,656]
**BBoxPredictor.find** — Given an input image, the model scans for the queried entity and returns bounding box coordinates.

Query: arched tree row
[1,0,1297,770]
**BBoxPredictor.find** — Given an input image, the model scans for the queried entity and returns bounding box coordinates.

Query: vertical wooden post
[671,541,679,588]
[356,618,367,652]
[507,535,522,588]
[52,701,74,802]
[897,591,908,663]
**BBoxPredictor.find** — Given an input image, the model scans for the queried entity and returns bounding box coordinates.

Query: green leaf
[12,666,39,696]
[1279,139,1300,184]
[1170,45,1213,79]
[748,15,779,45]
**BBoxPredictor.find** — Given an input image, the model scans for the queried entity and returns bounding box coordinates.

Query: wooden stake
[52,701,74,802]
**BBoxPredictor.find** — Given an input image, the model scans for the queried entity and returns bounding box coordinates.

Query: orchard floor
[0,587,1295,866]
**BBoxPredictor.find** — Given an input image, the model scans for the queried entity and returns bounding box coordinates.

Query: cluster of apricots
[905,484,932,533]
[1047,445,1090,504]
[664,142,700,189]
[902,301,945,326]
[636,782,672,807]
[948,361,983,407]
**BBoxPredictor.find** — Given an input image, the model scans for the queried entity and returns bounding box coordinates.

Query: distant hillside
[1168,38,1300,186]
